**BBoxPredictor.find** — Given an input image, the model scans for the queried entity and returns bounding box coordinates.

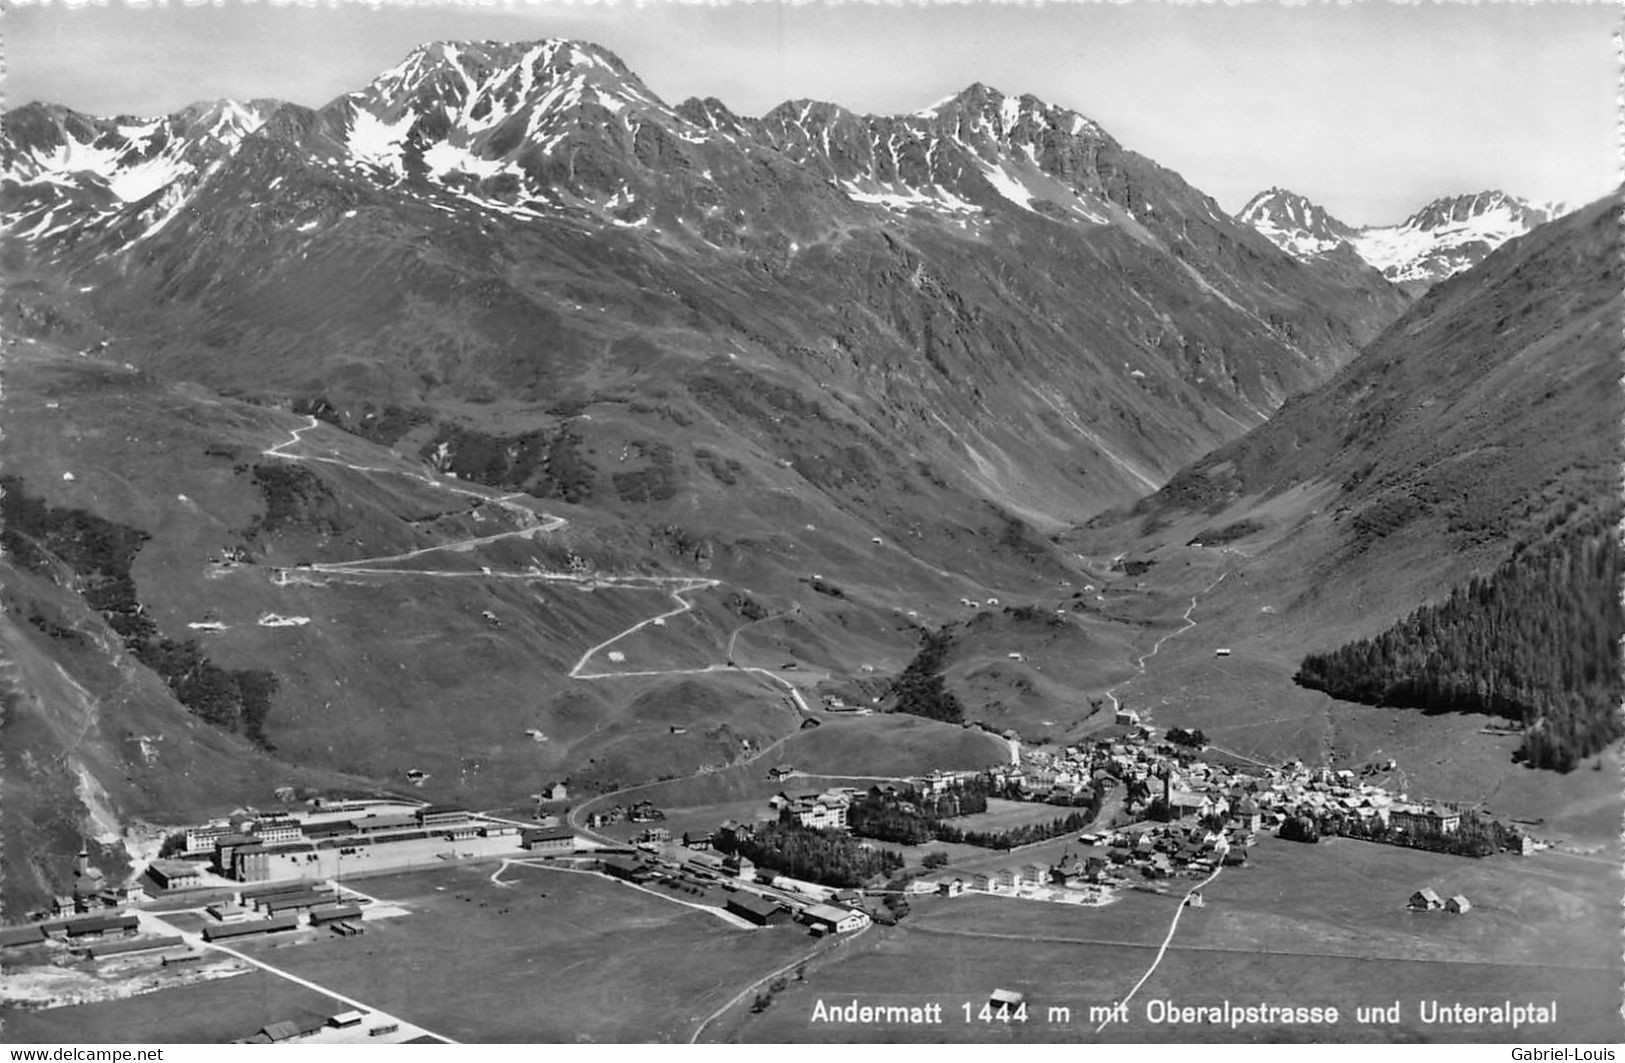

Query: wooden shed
[1408,887,1443,911]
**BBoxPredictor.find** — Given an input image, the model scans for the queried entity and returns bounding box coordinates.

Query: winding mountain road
[264,416,564,573]
[262,417,810,712]
[1101,570,1229,720]
[260,416,1268,1041]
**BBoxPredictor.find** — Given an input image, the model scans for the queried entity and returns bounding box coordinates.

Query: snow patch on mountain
[977,159,1039,212]
[346,108,414,176]
[126,181,193,247]
[836,178,979,215]
[420,141,512,181]
[1237,187,1568,287]
[2,99,278,258]
[106,156,193,202]
[1348,192,1568,284]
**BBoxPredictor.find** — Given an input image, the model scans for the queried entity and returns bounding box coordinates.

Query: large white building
[802,903,870,933]
[782,789,851,831]
[1390,804,1461,836]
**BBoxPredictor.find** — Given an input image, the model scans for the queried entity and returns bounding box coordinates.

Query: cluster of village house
[676,717,1519,900]
[1408,887,1472,914]
[753,720,1481,846]
[29,841,147,920]
[755,778,1250,890]
[583,799,665,829]
[1002,713,1487,843]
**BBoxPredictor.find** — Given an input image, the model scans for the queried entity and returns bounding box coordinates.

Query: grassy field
[949,798,1087,833]
[945,610,1140,744]
[706,926,1161,1043]
[571,711,1009,831]
[1181,834,1621,969]
[905,887,1177,948]
[915,833,1622,973]
[711,835,1625,1043]
[585,765,1005,850]
[779,714,1011,776]
[225,861,817,1042]
[1,966,345,1044]
[1118,944,1623,1043]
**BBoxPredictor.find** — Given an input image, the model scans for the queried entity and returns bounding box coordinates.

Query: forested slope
[1295,514,1623,770]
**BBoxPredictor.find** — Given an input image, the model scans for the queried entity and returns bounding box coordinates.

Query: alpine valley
[0,38,1619,1045]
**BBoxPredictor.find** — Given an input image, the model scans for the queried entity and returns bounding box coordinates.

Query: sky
[3,0,1619,225]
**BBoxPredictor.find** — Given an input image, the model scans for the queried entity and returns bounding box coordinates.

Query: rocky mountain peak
[369,38,638,100]
[674,96,747,135]
[925,83,1104,146]
[334,37,673,155]
[168,98,281,150]
[1400,189,1562,233]
[760,97,859,130]
[1235,187,1357,255]
[1,98,276,183]
[1,95,282,258]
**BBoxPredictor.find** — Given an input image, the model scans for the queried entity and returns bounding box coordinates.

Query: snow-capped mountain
[4,39,1226,258]
[303,43,1149,228]
[749,83,1131,225]
[1236,188,1358,257]
[2,99,280,252]
[1349,191,1569,287]
[1,39,1408,520]
[1236,186,1570,289]
[301,39,709,221]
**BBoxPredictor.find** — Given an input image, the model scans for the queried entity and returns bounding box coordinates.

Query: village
[0,705,1541,1044]
[536,707,1534,925]
[17,705,1534,930]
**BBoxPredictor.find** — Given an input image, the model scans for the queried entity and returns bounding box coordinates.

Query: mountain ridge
[3,36,1410,529]
[1238,185,1572,291]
